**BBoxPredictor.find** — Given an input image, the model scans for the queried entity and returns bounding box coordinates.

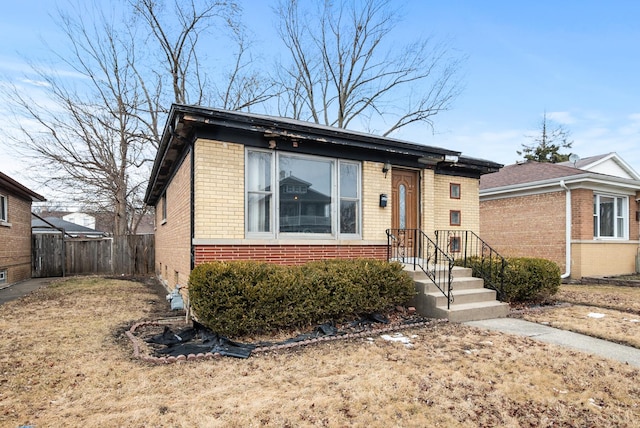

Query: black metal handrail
[434,230,507,300]
[386,228,454,309]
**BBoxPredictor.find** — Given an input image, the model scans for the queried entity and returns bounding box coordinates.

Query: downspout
[559,180,571,279]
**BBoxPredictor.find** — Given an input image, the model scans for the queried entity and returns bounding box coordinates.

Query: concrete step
[402,265,472,280]
[433,301,510,323]
[427,287,498,307]
[414,276,485,294]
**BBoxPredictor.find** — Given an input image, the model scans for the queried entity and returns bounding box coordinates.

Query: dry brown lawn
[519,284,640,349]
[1,277,640,427]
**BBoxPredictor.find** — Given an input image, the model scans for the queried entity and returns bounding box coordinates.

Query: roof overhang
[144,104,502,205]
[480,172,640,200]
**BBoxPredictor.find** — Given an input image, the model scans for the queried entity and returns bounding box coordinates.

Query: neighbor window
[246,149,361,238]
[450,210,461,226]
[593,194,627,239]
[0,269,6,285]
[450,183,461,199]
[0,194,7,223]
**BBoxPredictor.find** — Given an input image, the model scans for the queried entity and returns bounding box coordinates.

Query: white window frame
[245,149,362,240]
[0,269,6,285]
[593,193,628,239]
[0,194,7,223]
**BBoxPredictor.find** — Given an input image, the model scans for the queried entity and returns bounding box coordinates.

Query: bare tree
[3,5,146,236]
[274,0,464,136]
[2,0,273,235]
[518,112,574,163]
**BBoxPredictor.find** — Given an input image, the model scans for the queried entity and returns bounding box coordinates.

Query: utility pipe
[559,180,571,279]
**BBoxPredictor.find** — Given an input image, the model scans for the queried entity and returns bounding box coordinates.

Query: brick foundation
[194,244,388,265]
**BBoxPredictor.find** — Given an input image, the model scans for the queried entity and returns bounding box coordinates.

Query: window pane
[248,151,272,192]
[0,195,6,221]
[248,193,271,232]
[340,200,357,234]
[399,184,406,229]
[340,163,358,198]
[599,196,614,237]
[279,155,332,233]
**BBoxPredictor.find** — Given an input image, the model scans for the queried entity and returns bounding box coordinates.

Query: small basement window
[0,269,6,285]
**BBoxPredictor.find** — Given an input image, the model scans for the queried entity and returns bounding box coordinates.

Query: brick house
[144,105,501,310]
[480,153,640,279]
[0,172,46,287]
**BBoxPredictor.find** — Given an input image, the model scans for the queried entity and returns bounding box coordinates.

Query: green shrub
[459,256,560,303]
[188,259,416,337]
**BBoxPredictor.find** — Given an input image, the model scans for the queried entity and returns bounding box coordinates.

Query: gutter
[559,180,571,279]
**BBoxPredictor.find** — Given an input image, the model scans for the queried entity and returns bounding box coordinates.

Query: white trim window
[0,268,6,285]
[0,194,7,223]
[593,194,628,239]
[246,149,361,239]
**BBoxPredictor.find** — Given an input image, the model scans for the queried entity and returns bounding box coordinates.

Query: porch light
[382,161,392,178]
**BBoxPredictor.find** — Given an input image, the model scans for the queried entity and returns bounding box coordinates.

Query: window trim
[0,269,6,285]
[160,193,167,225]
[245,148,362,240]
[593,193,628,239]
[450,183,461,199]
[449,210,461,226]
[449,236,461,253]
[0,194,7,222]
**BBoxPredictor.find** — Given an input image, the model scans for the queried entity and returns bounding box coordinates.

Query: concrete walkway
[0,277,56,305]
[466,318,640,368]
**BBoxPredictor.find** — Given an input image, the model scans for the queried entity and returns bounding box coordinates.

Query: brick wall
[0,193,33,285]
[480,191,567,270]
[195,244,387,265]
[362,161,391,241]
[194,139,245,240]
[433,175,480,233]
[571,188,593,240]
[154,151,192,290]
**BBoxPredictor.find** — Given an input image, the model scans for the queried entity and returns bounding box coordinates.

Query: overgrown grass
[1,277,639,427]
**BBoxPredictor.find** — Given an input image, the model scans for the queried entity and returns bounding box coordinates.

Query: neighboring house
[0,172,46,287]
[480,153,640,279]
[33,209,155,235]
[144,104,501,294]
[32,216,107,238]
[63,212,96,230]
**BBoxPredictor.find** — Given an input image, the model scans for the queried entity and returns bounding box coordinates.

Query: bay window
[246,149,361,238]
[593,194,627,239]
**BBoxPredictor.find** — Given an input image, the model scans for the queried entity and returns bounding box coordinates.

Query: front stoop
[403,265,509,323]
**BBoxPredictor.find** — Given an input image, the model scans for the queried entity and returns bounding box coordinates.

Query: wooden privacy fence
[32,234,154,277]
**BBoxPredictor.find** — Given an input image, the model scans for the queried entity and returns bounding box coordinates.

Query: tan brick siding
[480,191,567,271]
[154,151,192,290]
[193,139,245,240]
[433,175,480,233]
[0,193,33,285]
[362,161,391,241]
[572,242,637,277]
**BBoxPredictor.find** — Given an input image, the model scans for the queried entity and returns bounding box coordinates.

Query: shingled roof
[480,161,585,190]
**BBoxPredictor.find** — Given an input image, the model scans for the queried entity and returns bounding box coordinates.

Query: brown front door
[391,168,419,259]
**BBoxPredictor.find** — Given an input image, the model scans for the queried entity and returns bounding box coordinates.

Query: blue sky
[1,0,640,193]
